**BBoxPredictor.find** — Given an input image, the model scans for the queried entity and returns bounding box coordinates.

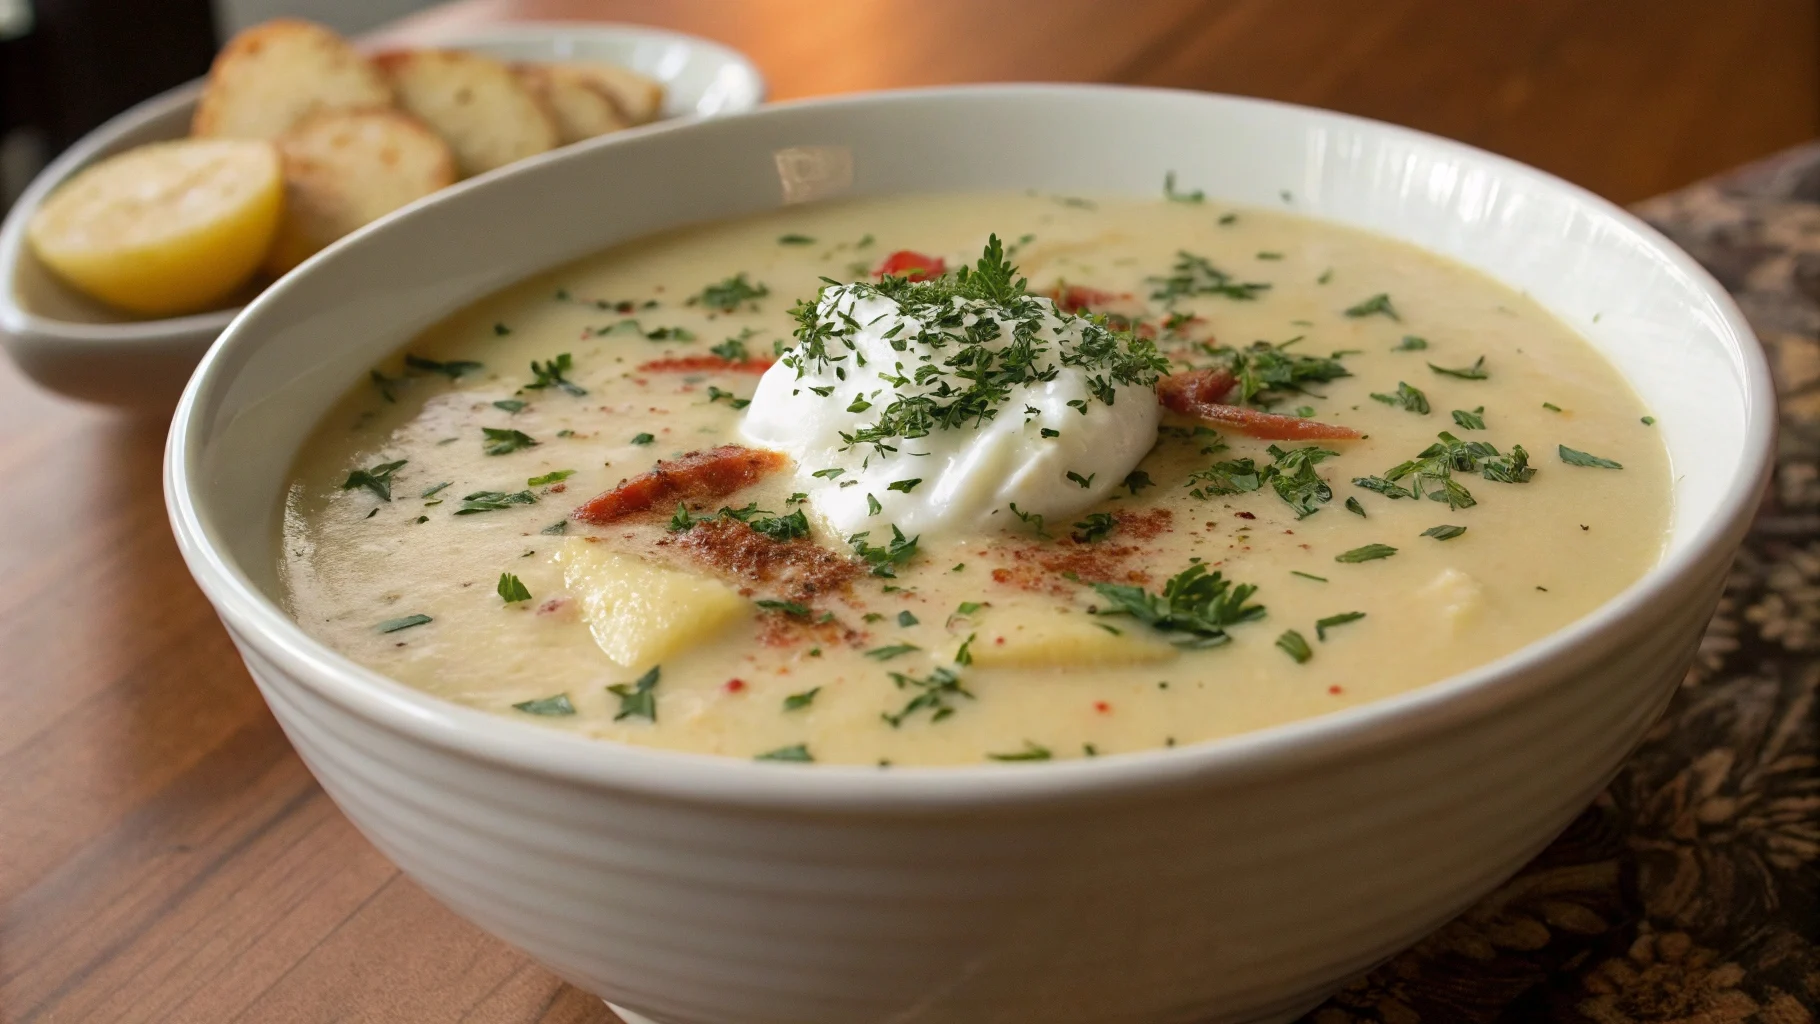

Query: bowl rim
[166,82,1775,811]
[0,19,766,348]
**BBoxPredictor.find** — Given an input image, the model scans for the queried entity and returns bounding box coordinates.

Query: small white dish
[0,21,763,410]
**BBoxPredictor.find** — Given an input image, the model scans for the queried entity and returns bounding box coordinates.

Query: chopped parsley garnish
[1275,629,1312,663]
[777,234,816,245]
[693,272,769,311]
[782,687,821,711]
[1354,431,1533,508]
[1315,611,1365,639]
[849,526,919,576]
[1007,502,1047,537]
[1123,470,1154,495]
[370,369,400,402]
[756,598,811,617]
[421,481,451,498]
[454,489,537,514]
[527,469,574,486]
[1202,337,1352,407]
[1290,571,1328,582]
[1148,251,1271,304]
[1394,335,1428,351]
[1163,171,1204,203]
[493,322,511,336]
[750,508,810,540]
[1451,407,1486,430]
[1559,445,1623,469]
[482,427,538,455]
[524,353,586,396]
[709,335,751,361]
[540,520,567,535]
[882,666,973,726]
[896,610,919,627]
[756,744,814,762]
[631,432,655,445]
[512,693,575,716]
[670,503,809,541]
[865,493,882,515]
[1422,524,1467,540]
[404,353,483,378]
[342,459,407,501]
[887,478,923,493]
[493,398,527,413]
[1429,357,1488,380]
[607,666,660,722]
[1370,382,1430,414]
[789,236,1167,457]
[1072,512,1117,543]
[1186,458,1260,499]
[377,613,432,633]
[1343,293,1398,320]
[497,573,532,603]
[866,643,920,660]
[1335,543,1397,563]
[1263,444,1340,518]
[1066,470,1095,489]
[811,467,844,480]
[1257,251,1284,260]
[1641,416,1656,426]
[1345,496,1366,517]
[706,385,751,409]
[987,741,1053,762]
[1091,564,1265,649]
[1543,402,1563,412]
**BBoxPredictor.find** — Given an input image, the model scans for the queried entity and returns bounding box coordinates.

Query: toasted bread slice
[556,62,665,125]
[265,109,456,274]
[515,63,631,145]
[375,49,559,177]
[193,19,392,140]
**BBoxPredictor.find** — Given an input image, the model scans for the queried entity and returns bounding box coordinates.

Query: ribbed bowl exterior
[168,86,1774,1024]
[228,560,1724,1024]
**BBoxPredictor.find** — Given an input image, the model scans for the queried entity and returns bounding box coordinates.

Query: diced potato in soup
[280,190,1669,766]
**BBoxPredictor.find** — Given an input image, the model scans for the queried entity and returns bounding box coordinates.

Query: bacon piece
[1046,284,1127,314]
[637,355,775,374]
[571,445,787,524]
[875,250,946,281]
[1157,368,1361,441]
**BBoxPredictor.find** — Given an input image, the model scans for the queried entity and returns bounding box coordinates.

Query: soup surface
[280,191,1670,766]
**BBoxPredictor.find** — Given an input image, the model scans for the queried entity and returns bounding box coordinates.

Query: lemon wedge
[27,138,283,317]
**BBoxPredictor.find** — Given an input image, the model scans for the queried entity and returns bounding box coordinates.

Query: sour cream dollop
[741,266,1164,539]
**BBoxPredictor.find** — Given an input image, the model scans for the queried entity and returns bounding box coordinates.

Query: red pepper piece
[571,445,788,525]
[1157,369,1361,441]
[875,250,946,281]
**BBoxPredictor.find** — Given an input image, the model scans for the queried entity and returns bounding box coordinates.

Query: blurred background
[0,0,426,211]
[4,0,1817,215]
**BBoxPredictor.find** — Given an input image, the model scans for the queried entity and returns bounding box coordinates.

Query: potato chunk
[555,541,746,669]
[969,607,1178,668]
[1418,567,1486,634]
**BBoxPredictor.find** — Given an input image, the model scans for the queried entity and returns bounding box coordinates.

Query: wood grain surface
[1,2,1814,1022]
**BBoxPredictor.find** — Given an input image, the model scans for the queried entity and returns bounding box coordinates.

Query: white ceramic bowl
[0,22,762,409]
[165,85,1773,1024]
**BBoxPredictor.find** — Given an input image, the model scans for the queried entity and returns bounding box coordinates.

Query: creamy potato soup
[281,191,1670,766]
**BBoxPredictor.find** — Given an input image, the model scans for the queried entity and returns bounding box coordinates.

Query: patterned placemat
[1304,143,1820,1024]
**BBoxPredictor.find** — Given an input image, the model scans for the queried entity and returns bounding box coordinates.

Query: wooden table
[3,3,1815,1021]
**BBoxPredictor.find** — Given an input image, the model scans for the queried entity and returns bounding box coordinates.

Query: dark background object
[0,0,218,212]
